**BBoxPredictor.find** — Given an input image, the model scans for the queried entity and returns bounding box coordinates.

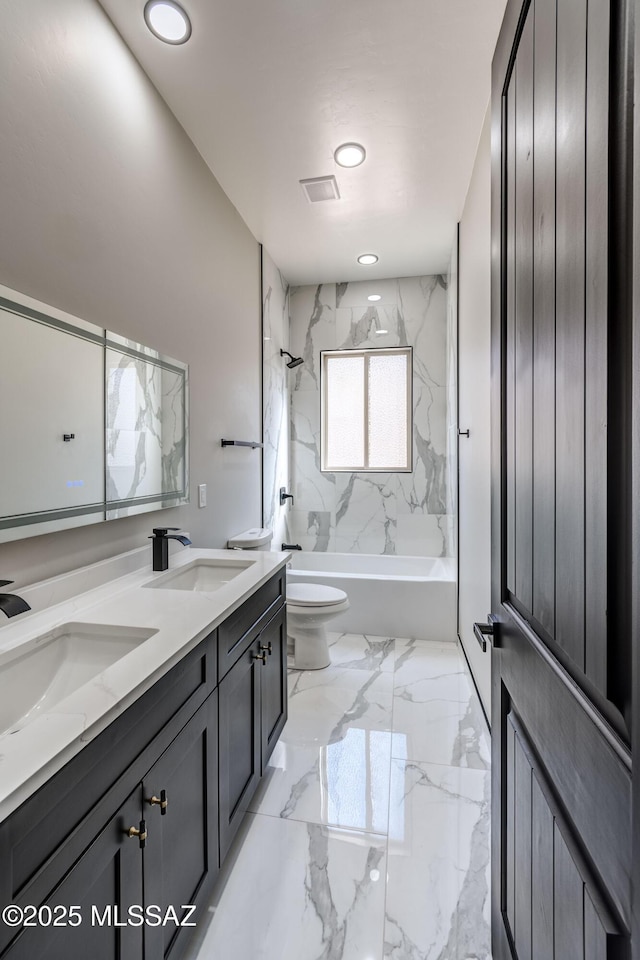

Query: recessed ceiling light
[358,254,378,265]
[376,329,388,335]
[334,142,366,168]
[368,294,382,302]
[144,1,192,44]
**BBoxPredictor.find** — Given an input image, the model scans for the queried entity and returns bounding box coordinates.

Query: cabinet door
[2,789,143,960]
[218,645,261,864]
[142,692,218,960]
[259,605,288,770]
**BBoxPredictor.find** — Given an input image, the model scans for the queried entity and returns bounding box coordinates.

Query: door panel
[491,0,633,954]
[513,11,534,614]
[554,0,587,671]
[504,713,625,959]
[584,0,609,691]
[531,776,553,960]
[531,0,555,637]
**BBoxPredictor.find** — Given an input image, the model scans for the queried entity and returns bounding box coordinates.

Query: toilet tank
[227,528,273,551]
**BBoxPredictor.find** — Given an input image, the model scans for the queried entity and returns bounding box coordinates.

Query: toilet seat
[286,583,347,607]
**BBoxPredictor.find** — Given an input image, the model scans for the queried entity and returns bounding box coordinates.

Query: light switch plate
[198,484,207,508]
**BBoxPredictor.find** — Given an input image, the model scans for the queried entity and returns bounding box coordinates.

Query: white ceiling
[99,0,506,284]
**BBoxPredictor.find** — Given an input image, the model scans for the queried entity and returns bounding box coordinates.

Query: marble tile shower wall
[288,276,452,556]
[262,250,290,551]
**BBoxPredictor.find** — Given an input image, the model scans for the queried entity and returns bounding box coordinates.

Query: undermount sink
[0,623,157,737]
[144,558,253,592]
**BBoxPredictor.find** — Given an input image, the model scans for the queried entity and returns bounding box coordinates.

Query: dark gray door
[489,0,633,956]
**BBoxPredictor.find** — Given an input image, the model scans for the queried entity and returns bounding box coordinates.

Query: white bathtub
[286,552,456,643]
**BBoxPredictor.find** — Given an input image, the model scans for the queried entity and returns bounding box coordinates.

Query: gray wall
[0,0,261,587]
[458,106,492,713]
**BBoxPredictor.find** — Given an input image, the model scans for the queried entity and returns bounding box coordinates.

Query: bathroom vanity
[0,548,288,960]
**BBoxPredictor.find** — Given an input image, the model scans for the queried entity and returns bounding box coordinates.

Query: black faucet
[0,580,31,618]
[149,528,192,571]
[282,543,302,551]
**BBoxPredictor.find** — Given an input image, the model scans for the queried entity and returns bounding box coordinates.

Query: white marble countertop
[0,546,289,821]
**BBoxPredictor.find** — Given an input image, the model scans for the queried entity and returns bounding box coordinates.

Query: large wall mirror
[0,284,188,543]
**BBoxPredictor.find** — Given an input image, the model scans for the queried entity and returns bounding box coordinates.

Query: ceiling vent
[300,175,341,203]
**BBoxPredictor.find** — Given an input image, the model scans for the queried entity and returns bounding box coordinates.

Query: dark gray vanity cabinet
[218,634,262,863]
[1,788,145,960]
[1,690,219,960]
[0,569,286,960]
[218,603,287,863]
[259,604,288,768]
[142,691,219,960]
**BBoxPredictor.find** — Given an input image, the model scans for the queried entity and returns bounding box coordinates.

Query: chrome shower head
[280,349,304,369]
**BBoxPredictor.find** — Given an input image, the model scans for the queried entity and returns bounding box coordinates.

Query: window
[320,347,412,472]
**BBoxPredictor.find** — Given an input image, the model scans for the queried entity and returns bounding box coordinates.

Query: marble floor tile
[188,813,387,960]
[289,656,395,694]
[190,633,492,960]
[384,759,491,960]
[328,632,397,673]
[392,640,490,769]
[285,664,393,747]
[249,731,392,835]
[394,638,465,679]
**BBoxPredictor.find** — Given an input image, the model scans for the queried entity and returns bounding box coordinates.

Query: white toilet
[286,582,350,670]
[227,528,274,551]
[227,529,349,670]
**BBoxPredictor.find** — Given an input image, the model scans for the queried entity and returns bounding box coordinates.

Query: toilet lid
[286,583,347,607]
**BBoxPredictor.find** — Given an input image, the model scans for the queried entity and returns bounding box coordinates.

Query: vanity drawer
[217,572,285,680]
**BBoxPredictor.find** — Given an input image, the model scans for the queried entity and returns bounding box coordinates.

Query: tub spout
[282,543,302,551]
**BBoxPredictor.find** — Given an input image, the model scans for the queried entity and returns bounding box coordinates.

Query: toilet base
[290,624,331,670]
[286,594,349,671]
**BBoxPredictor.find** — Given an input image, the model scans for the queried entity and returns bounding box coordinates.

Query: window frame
[320,346,413,473]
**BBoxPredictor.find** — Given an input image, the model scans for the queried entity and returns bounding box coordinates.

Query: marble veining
[189,633,492,960]
[187,814,387,960]
[385,760,491,960]
[391,640,490,769]
[105,344,187,515]
[289,277,452,557]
